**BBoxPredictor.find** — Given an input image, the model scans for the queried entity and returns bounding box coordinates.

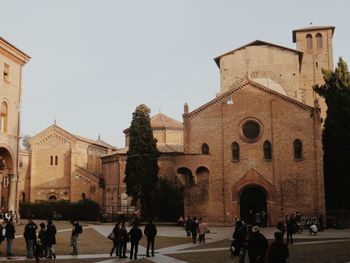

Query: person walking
[70,220,82,255]
[247,226,268,263]
[24,218,37,259]
[5,218,15,257]
[185,216,191,237]
[128,223,142,260]
[118,222,128,259]
[198,218,208,245]
[109,223,120,257]
[190,217,198,244]
[0,219,5,255]
[46,219,57,259]
[265,230,289,263]
[232,220,247,263]
[144,219,157,257]
[286,215,295,245]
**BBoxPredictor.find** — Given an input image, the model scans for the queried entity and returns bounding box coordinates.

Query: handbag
[107,232,115,240]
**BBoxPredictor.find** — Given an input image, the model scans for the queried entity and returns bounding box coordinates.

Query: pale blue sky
[1,0,349,147]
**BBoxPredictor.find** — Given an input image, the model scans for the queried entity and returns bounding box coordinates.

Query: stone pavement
[0,224,349,262]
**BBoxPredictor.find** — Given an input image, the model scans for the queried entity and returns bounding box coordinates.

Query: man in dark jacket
[70,220,82,255]
[232,220,247,262]
[109,222,120,257]
[24,219,38,258]
[46,219,57,259]
[118,223,128,259]
[128,223,142,260]
[265,230,289,263]
[5,219,15,256]
[286,215,295,245]
[247,226,268,263]
[144,219,157,257]
[190,217,198,243]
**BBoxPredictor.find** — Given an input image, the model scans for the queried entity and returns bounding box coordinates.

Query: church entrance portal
[240,186,267,226]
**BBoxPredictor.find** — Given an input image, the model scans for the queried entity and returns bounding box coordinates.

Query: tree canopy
[313,57,350,209]
[124,104,159,218]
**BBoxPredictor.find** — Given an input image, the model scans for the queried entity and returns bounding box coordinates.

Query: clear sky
[1,0,349,147]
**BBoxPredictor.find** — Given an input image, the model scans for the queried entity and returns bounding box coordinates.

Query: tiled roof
[150,113,183,130]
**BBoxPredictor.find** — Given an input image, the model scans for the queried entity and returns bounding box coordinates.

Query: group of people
[0,218,57,261]
[231,221,289,263]
[184,216,209,244]
[0,218,83,262]
[108,219,157,260]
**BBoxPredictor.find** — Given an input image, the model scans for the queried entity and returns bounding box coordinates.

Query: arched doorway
[240,186,267,226]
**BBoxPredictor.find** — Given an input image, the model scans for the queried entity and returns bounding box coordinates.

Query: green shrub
[19,199,100,221]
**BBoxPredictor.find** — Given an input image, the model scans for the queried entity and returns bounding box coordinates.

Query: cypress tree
[124,104,159,218]
[314,57,350,209]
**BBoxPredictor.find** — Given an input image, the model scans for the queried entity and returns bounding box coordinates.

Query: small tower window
[306,34,313,50]
[232,142,240,161]
[316,33,323,49]
[201,143,209,155]
[3,63,9,82]
[294,139,303,160]
[55,156,58,165]
[263,140,272,160]
[50,156,53,166]
[0,102,8,133]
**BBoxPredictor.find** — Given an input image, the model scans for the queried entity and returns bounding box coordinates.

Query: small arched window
[50,156,53,166]
[316,33,323,49]
[294,139,303,160]
[0,102,8,133]
[55,155,58,165]
[232,142,240,161]
[201,143,209,155]
[306,34,313,50]
[263,140,272,160]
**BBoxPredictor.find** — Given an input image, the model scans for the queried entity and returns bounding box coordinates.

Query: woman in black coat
[46,220,57,259]
[109,223,120,257]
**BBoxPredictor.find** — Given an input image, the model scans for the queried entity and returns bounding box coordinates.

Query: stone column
[8,174,18,212]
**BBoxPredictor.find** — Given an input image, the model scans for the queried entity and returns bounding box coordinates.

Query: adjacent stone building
[101,26,333,226]
[101,113,184,219]
[22,124,115,204]
[0,37,30,212]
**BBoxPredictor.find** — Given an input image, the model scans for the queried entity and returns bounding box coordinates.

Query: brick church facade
[101,26,333,226]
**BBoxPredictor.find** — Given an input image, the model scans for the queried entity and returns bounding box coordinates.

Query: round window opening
[242,120,261,140]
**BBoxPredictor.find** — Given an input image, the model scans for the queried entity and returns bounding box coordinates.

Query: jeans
[48,244,55,258]
[70,235,78,254]
[6,238,13,256]
[26,239,34,258]
[146,237,155,256]
[129,242,139,259]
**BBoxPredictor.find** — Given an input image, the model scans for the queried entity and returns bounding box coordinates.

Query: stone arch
[0,145,15,172]
[231,169,276,226]
[176,167,194,186]
[48,194,57,201]
[249,70,288,95]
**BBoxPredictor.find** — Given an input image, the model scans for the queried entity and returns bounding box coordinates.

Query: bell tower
[293,26,335,116]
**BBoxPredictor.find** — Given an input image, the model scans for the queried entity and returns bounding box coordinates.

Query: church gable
[30,125,76,149]
[185,79,313,121]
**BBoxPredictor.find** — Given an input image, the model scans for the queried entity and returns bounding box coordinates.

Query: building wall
[219,46,301,99]
[179,84,324,225]
[0,38,29,212]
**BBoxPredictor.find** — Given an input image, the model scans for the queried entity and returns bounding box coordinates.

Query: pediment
[231,168,275,201]
[30,125,76,149]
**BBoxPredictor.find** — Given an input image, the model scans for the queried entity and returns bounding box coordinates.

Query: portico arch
[232,169,276,226]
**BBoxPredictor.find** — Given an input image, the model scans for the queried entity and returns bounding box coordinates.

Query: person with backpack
[70,220,82,255]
